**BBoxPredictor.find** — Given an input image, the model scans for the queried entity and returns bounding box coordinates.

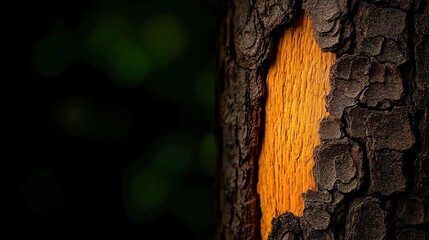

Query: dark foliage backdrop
[8,0,218,238]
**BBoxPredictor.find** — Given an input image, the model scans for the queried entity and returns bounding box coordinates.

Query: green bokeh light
[141,14,186,64]
[33,23,77,77]
[148,132,194,174]
[109,38,152,86]
[54,96,95,138]
[131,168,170,211]
[54,96,131,143]
[30,1,217,237]
[84,11,152,87]
[123,131,196,221]
[86,14,129,55]
[123,165,171,222]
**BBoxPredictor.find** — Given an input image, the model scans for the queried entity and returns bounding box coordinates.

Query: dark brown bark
[216,1,298,239]
[216,0,428,239]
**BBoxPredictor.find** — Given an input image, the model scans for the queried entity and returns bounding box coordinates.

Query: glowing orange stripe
[257,13,336,240]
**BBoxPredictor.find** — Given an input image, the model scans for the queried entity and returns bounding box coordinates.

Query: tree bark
[216,0,428,239]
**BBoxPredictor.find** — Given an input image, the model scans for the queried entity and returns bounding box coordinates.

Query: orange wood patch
[257,13,336,240]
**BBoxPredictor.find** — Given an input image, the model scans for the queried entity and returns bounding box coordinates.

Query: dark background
[8,0,219,238]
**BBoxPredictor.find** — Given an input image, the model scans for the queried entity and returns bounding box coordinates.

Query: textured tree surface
[216,0,428,239]
[257,13,336,240]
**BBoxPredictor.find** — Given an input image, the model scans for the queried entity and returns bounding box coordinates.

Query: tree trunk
[216,0,428,239]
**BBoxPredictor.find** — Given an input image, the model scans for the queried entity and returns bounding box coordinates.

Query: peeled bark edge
[216,0,299,239]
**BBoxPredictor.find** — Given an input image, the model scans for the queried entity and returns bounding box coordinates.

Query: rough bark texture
[217,0,428,239]
[216,1,299,239]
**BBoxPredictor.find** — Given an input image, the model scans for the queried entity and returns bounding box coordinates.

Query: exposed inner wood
[257,13,336,240]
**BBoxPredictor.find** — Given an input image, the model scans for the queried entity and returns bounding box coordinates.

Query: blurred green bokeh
[54,96,132,143]
[28,0,217,238]
[33,22,79,77]
[142,14,186,64]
